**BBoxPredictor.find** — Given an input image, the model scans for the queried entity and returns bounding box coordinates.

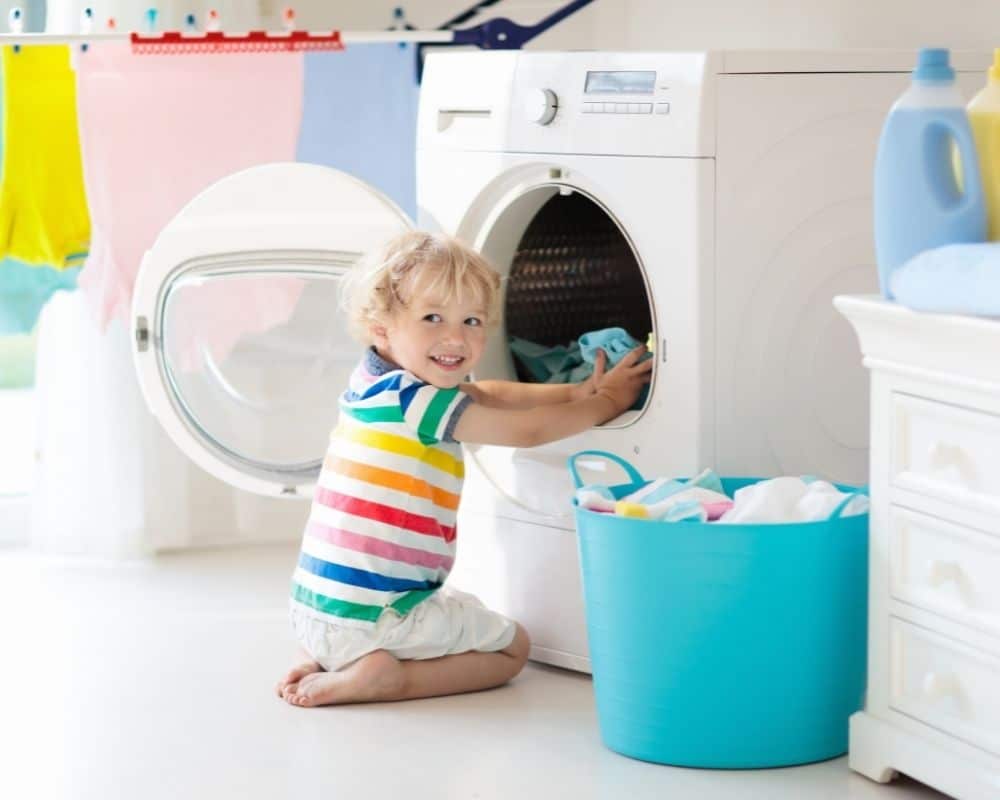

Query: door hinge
[135,317,149,352]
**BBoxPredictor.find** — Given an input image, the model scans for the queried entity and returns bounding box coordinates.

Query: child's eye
[422,313,442,323]
[465,317,483,327]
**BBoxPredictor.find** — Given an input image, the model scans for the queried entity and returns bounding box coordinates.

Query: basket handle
[826,487,869,520]
[567,450,646,489]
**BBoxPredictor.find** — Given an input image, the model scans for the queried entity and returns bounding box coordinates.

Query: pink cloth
[73,44,305,332]
[703,501,734,521]
[164,274,306,373]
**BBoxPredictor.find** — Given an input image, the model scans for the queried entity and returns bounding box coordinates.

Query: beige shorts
[290,587,518,673]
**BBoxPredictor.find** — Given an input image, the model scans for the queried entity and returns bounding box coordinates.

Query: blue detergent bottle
[874,48,987,298]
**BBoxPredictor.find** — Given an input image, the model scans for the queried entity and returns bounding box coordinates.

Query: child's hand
[570,349,605,402]
[592,345,653,420]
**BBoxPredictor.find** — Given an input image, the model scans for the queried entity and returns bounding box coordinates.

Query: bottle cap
[989,48,1000,82]
[913,48,954,82]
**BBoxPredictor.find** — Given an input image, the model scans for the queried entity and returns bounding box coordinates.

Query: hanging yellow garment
[0,46,90,268]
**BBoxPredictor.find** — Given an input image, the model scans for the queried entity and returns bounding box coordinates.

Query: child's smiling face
[373,267,490,389]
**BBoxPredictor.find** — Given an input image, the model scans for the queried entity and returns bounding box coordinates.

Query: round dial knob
[525,88,558,126]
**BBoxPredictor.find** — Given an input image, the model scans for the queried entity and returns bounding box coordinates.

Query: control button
[627,103,641,113]
[524,88,559,126]
[639,103,653,114]
[614,102,629,113]
[655,102,671,115]
[582,102,595,113]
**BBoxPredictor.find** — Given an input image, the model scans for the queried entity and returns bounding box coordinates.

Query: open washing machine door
[460,179,659,525]
[131,163,412,499]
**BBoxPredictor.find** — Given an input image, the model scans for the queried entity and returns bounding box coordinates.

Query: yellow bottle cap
[989,48,1000,82]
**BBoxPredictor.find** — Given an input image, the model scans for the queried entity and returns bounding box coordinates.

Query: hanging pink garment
[73,44,306,351]
[163,273,308,373]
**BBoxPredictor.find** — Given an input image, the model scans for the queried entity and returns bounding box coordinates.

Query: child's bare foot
[274,656,323,698]
[282,650,405,707]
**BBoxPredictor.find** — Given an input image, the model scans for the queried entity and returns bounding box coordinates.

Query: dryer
[129,50,986,675]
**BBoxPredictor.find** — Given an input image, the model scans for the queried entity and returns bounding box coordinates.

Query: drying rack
[0,1,594,60]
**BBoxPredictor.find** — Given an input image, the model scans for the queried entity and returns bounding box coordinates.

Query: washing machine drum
[131,163,412,498]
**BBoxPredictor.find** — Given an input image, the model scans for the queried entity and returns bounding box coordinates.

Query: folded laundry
[890,243,1000,316]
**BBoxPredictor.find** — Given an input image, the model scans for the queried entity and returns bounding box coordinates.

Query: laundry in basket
[568,449,869,769]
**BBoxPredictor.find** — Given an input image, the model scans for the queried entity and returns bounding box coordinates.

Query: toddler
[276,231,651,707]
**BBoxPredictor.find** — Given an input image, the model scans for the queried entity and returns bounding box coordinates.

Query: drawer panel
[891,393,1000,515]
[890,618,1000,756]
[890,506,1000,638]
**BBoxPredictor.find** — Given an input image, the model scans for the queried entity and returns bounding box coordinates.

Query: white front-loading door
[131,163,412,499]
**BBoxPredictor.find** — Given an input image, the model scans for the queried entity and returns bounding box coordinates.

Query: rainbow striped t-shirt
[290,348,472,628]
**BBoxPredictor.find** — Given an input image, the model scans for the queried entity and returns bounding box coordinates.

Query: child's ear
[370,322,388,343]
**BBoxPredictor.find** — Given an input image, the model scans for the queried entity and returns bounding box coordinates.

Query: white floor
[0,543,950,800]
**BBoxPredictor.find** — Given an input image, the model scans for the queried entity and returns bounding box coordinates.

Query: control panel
[508,52,718,157]
[582,102,671,115]
[418,51,719,158]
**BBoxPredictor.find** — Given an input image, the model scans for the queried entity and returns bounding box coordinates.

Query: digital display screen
[584,70,656,95]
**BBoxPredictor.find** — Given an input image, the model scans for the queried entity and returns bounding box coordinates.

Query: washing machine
[130,50,986,674]
[416,49,987,671]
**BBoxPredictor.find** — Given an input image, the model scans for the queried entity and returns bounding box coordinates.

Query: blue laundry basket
[569,450,869,769]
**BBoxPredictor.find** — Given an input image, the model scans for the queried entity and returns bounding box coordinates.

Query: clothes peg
[391,6,414,49]
[184,13,197,32]
[80,7,94,53]
[145,7,158,33]
[281,7,296,32]
[8,7,23,53]
[205,9,221,33]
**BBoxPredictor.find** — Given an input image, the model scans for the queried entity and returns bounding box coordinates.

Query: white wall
[603,0,1000,51]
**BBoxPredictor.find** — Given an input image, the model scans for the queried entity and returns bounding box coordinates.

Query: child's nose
[442,325,466,346]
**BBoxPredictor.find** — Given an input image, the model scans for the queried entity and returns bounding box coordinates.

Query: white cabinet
[836,295,1000,800]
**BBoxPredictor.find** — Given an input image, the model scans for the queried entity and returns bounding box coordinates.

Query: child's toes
[276,663,321,697]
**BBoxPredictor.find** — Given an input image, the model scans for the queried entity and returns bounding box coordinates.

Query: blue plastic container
[569,451,869,769]
[874,48,987,298]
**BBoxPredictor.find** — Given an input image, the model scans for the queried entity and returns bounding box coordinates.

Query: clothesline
[0,0,595,54]
[0,30,458,46]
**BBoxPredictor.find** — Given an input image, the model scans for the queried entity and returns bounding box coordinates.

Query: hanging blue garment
[296,45,420,220]
[0,260,80,334]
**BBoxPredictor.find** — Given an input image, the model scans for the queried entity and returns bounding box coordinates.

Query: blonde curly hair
[342,231,503,344]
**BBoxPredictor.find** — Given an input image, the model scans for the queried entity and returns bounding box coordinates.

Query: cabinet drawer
[891,393,1000,515]
[890,506,1000,638]
[890,618,1000,756]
